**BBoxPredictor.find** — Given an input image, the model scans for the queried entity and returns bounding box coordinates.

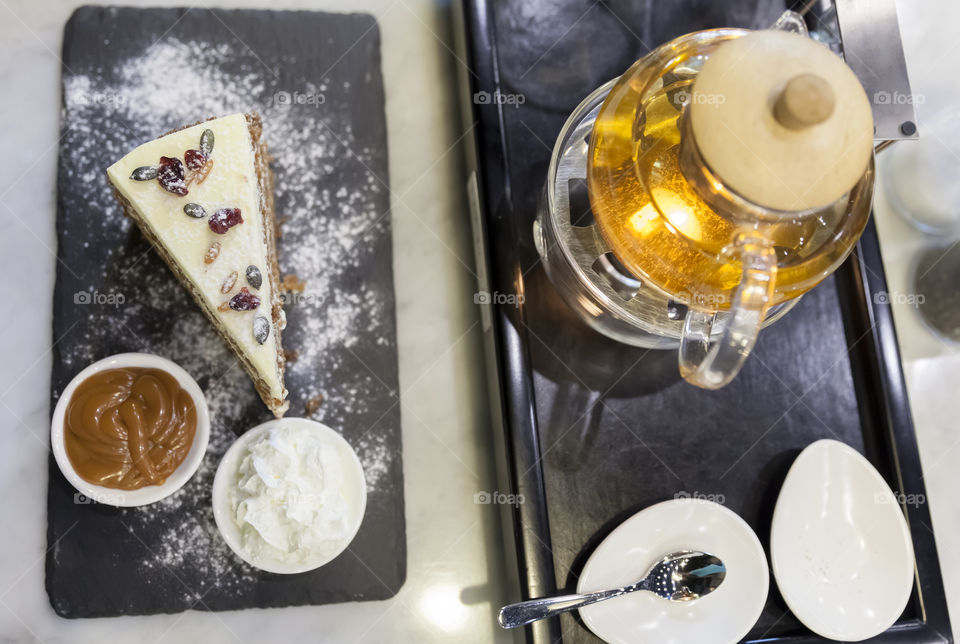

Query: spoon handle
[498,585,640,629]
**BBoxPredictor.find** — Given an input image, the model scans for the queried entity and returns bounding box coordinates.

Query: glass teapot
[534,20,875,389]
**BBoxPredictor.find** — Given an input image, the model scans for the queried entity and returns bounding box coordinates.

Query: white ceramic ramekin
[212,417,367,574]
[50,352,210,507]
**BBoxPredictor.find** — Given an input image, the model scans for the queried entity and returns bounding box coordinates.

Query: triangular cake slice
[107,113,289,417]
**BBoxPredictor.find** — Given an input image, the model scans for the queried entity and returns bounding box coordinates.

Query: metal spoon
[497,551,726,629]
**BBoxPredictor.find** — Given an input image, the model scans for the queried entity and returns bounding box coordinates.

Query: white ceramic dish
[50,352,210,507]
[577,499,768,644]
[212,417,367,574]
[771,439,914,642]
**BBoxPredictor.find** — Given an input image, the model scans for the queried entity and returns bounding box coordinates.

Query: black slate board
[456,0,951,642]
[47,6,405,617]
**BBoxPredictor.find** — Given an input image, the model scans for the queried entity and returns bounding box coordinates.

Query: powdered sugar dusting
[54,30,400,607]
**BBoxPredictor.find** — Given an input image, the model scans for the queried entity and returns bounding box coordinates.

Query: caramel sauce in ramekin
[63,367,197,490]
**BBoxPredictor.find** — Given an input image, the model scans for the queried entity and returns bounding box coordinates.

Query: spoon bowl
[646,551,726,601]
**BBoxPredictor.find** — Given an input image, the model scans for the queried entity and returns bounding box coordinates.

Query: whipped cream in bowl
[212,417,367,573]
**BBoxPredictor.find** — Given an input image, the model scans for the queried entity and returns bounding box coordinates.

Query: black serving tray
[453,0,952,642]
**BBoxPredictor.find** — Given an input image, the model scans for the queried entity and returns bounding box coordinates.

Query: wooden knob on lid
[773,73,835,130]
[688,30,874,212]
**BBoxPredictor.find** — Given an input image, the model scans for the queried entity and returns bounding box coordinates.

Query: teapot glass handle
[678,235,776,389]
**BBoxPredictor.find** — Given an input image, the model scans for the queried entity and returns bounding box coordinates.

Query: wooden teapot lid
[689,30,873,212]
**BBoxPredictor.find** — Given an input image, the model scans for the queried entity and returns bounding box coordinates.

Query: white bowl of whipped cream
[212,417,367,574]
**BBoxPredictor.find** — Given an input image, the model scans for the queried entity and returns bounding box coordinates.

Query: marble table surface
[0,0,957,642]
[0,0,509,642]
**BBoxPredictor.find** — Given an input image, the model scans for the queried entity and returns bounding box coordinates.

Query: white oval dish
[771,439,914,642]
[50,352,210,507]
[577,499,769,644]
[212,417,367,574]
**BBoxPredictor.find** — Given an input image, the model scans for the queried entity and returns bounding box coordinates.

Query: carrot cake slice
[106,113,288,417]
